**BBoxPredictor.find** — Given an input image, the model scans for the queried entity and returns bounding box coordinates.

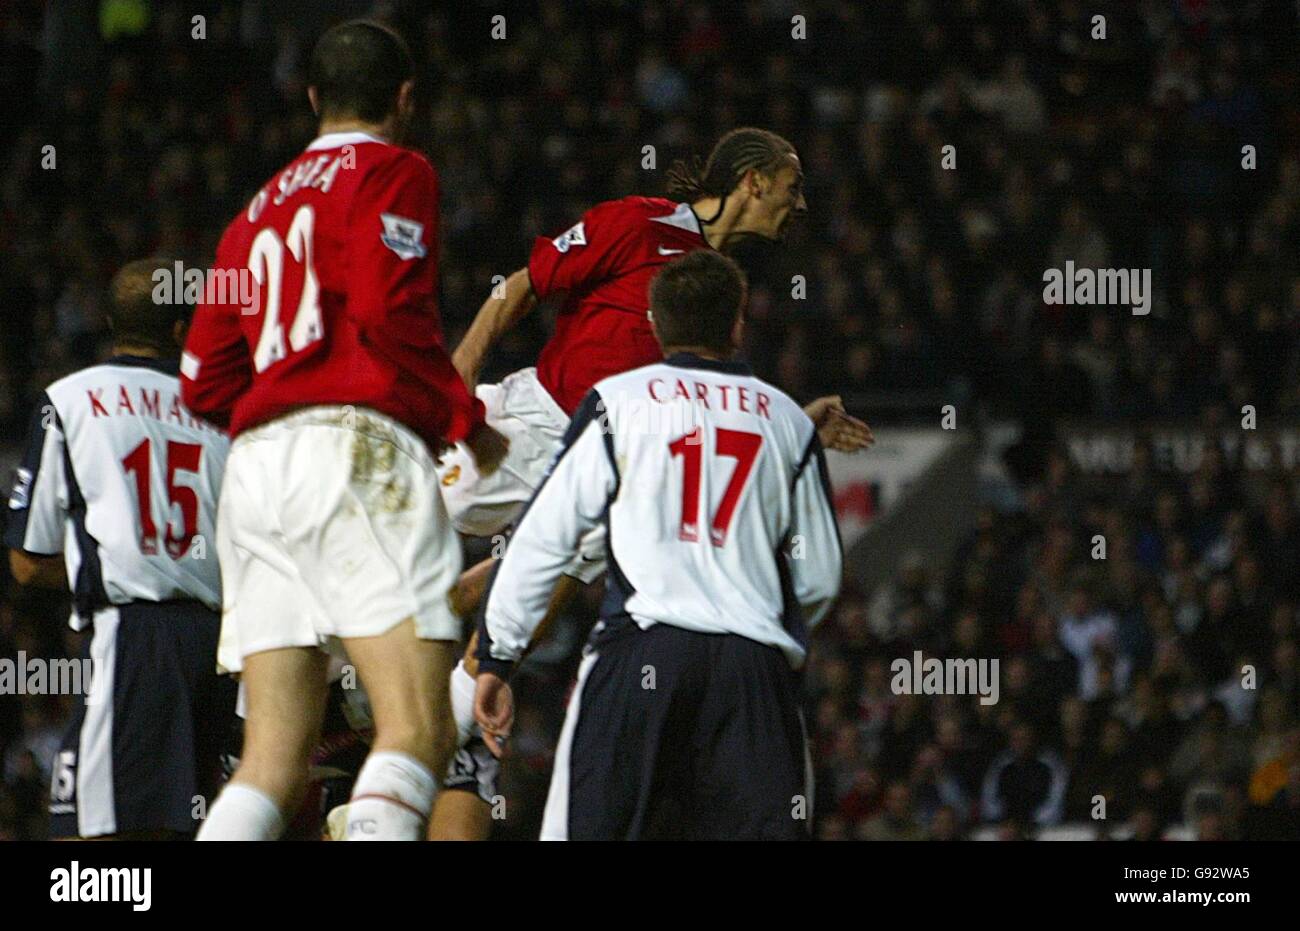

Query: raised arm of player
[454,202,640,391]
[451,267,537,392]
[786,432,843,629]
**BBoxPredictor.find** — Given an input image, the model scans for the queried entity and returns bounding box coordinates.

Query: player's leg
[341,627,455,775]
[686,635,809,841]
[339,623,457,840]
[434,368,596,837]
[47,602,230,841]
[540,625,696,840]
[428,736,496,840]
[245,408,462,841]
[429,791,492,840]
[431,570,589,840]
[197,645,329,839]
[198,426,336,840]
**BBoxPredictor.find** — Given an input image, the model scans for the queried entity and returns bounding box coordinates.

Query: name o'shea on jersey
[249,144,355,221]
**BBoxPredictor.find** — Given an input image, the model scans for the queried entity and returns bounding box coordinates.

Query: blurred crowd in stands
[809,448,1300,840]
[3,0,1300,838]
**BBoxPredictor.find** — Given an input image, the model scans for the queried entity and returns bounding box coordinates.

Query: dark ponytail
[666,127,797,212]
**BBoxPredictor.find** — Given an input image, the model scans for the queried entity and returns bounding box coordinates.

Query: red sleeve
[181,233,253,429]
[527,200,640,301]
[348,151,484,442]
[347,151,441,343]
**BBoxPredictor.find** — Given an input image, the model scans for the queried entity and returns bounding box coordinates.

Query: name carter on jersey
[646,377,774,419]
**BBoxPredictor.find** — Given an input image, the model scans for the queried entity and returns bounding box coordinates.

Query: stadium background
[2,0,1300,840]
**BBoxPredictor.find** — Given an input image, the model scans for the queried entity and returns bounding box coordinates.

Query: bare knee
[372,709,455,774]
[236,715,320,809]
[234,742,313,811]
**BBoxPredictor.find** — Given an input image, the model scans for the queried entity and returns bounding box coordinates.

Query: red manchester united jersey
[181,131,483,451]
[529,196,710,414]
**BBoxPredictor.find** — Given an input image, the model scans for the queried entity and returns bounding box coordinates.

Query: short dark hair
[108,257,186,350]
[308,20,414,124]
[648,251,747,354]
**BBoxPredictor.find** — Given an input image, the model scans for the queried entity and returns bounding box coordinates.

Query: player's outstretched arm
[804,395,874,453]
[452,267,537,391]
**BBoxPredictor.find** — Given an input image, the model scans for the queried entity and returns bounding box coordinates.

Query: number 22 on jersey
[248,205,324,372]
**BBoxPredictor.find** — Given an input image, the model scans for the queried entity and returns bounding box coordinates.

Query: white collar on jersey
[305,130,386,152]
[650,202,704,237]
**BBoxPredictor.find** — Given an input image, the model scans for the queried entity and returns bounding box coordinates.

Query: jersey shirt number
[668,427,763,547]
[122,439,203,558]
[249,205,324,372]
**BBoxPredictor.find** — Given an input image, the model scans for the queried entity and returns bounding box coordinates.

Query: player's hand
[804,395,874,453]
[474,671,514,759]
[465,422,509,477]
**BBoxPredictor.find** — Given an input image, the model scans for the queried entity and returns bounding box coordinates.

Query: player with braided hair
[425,126,872,839]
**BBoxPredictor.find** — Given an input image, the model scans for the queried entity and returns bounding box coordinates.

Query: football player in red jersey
[183,20,506,840]
[426,127,873,839]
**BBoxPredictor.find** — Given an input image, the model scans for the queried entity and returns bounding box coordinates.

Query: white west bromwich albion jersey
[5,356,229,626]
[483,352,843,671]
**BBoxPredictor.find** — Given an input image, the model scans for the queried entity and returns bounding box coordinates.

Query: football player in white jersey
[5,258,236,838]
[474,250,842,839]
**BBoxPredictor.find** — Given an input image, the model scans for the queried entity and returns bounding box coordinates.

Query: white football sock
[196,783,285,841]
[345,750,437,841]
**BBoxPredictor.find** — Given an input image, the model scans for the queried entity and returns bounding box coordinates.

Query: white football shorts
[215,405,462,673]
[435,367,606,583]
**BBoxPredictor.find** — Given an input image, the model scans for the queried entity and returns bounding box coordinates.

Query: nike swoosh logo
[657,245,686,255]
